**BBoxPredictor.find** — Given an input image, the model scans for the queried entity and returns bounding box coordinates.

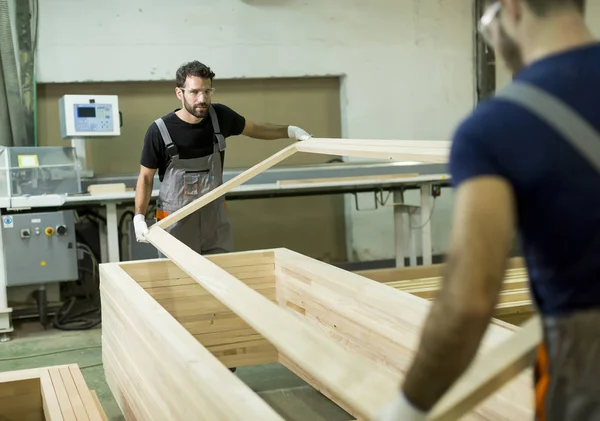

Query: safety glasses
[478,1,501,47]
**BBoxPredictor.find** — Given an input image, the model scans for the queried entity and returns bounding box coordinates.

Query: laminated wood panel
[102,248,540,421]
[274,248,534,421]
[100,262,284,421]
[355,259,535,326]
[117,251,279,368]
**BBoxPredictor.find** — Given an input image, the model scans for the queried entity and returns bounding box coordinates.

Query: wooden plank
[48,368,77,421]
[153,144,298,230]
[429,315,541,421]
[87,183,126,195]
[295,138,450,163]
[277,172,420,185]
[58,366,89,421]
[69,366,103,421]
[143,227,401,421]
[89,391,108,421]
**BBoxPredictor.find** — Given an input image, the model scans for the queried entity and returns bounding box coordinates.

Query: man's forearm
[402,295,493,409]
[134,177,153,215]
[248,123,289,140]
[401,256,497,410]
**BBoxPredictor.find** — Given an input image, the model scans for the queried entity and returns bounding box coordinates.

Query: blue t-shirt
[449,43,600,316]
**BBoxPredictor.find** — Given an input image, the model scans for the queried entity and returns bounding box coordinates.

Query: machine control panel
[2,210,79,286]
[73,104,115,133]
[58,94,120,138]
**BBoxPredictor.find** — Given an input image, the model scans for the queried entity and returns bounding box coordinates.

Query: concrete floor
[0,320,352,421]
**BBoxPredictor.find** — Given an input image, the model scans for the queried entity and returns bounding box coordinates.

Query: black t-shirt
[140,103,246,181]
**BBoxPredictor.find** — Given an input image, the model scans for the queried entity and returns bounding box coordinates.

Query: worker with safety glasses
[375,1,600,420]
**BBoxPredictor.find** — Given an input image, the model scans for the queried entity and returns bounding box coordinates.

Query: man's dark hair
[524,0,585,16]
[175,61,215,88]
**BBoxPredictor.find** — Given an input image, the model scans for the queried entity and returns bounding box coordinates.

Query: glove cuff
[133,213,145,222]
[376,391,428,421]
[287,125,296,139]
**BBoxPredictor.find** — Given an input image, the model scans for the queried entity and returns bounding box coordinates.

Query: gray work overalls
[153,105,233,255]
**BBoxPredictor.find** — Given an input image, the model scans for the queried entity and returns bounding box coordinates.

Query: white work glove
[133,214,149,243]
[374,391,428,421]
[288,125,312,141]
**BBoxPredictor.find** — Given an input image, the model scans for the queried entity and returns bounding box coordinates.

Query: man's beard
[497,23,525,73]
[184,97,209,118]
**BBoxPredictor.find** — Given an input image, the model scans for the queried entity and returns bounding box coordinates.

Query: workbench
[0,160,450,337]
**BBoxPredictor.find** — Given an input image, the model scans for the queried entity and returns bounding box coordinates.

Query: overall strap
[495,81,600,174]
[208,105,226,152]
[208,104,226,170]
[154,118,179,160]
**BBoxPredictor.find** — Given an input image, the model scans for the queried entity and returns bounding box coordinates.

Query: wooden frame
[0,364,107,421]
[100,139,542,420]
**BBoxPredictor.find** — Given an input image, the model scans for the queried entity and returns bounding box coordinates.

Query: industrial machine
[0,145,82,197]
[58,94,121,177]
[2,210,78,287]
[0,145,88,331]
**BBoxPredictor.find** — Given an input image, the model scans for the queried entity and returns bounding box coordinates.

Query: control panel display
[73,104,114,133]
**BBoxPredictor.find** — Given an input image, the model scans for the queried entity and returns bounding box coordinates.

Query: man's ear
[175,87,183,101]
[500,0,523,23]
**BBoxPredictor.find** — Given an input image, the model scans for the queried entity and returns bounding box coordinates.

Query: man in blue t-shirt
[376,1,600,420]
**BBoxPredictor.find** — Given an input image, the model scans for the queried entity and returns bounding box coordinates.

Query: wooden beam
[153,144,298,230]
[143,229,401,421]
[295,138,450,163]
[152,139,450,231]
[429,315,541,421]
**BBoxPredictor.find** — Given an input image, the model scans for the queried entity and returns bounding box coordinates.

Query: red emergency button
[45,227,54,236]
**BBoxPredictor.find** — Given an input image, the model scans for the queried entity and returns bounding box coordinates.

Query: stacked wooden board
[356,257,535,327]
[0,363,107,421]
[101,248,536,421]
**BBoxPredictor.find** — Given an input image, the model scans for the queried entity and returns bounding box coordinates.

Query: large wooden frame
[100,138,542,420]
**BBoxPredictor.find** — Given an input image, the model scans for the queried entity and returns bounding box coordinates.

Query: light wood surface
[100,262,284,421]
[141,230,401,421]
[296,138,450,163]
[103,247,539,420]
[277,173,421,185]
[275,249,535,420]
[0,364,105,421]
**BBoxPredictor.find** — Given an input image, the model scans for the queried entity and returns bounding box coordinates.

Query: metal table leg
[393,190,405,268]
[106,202,120,262]
[420,183,433,266]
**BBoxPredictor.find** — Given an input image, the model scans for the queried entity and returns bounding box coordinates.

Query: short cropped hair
[524,0,585,16]
[175,61,215,88]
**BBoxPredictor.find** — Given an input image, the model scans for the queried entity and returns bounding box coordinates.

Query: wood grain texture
[295,138,450,163]
[274,248,536,421]
[105,243,540,420]
[141,231,401,421]
[0,364,103,421]
[100,262,284,421]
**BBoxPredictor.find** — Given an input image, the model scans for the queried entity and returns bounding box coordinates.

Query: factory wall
[34,0,476,262]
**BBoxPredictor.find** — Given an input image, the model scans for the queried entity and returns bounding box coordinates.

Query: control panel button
[56,225,67,236]
[44,227,54,236]
[20,229,30,239]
